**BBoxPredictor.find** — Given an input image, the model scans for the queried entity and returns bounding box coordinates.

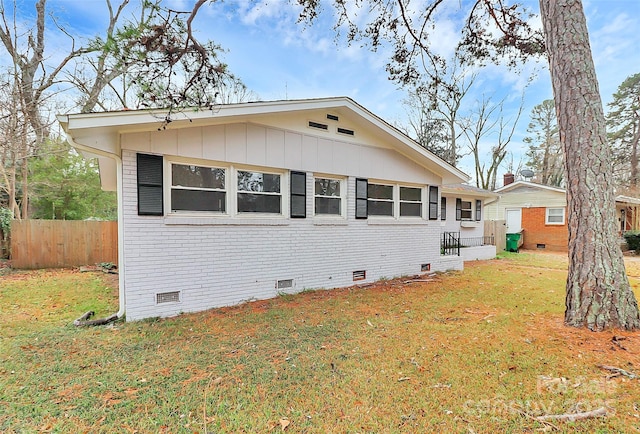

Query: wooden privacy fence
[11,220,117,269]
[485,220,507,253]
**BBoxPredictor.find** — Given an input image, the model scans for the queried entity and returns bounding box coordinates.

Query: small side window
[428,186,438,220]
[290,171,306,218]
[546,207,565,225]
[355,178,368,219]
[137,153,164,216]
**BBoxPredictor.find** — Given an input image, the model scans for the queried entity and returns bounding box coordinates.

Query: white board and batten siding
[120,123,461,321]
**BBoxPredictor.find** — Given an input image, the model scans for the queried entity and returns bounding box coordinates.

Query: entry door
[505,208,522,233]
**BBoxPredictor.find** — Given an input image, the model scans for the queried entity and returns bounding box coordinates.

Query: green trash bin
[506,232,521,252]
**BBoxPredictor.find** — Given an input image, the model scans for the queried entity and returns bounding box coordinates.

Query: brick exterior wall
[121,150,463,321]
[521,207,568,252]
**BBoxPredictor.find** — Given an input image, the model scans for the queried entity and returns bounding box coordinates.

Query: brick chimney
[504,173,515,186]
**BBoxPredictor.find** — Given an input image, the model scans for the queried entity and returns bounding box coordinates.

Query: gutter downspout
[65,133,126,321]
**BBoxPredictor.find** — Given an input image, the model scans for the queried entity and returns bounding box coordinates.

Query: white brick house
[58,97,469,321]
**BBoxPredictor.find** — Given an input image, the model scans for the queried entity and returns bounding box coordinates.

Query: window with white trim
[314,177,343,215]
[456,199,473,221]
[171,163,226,213]
[237,170,281,213]
[368,183,394,216]
[400,186,422,217]
[546,207,565,225]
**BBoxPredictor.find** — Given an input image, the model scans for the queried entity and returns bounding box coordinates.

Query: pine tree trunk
[539,0,640,330]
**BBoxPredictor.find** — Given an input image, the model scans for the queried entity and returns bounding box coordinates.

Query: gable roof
[493,180,640,206]
[442,183,499,199]
[57,97,469,186]
[494,180,566,195]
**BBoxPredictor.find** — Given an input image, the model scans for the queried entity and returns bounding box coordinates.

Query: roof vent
[337,127,354,136]
[326,114,339,121]
[309,121,328,130]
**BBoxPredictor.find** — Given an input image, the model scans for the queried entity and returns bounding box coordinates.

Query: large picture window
[237,170,282,213]
[315,177,342,215]
[171,164,226,212]
[400,186,422,217]
[368,183,394,216]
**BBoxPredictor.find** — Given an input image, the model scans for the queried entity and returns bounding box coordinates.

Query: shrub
[623,231,640,251]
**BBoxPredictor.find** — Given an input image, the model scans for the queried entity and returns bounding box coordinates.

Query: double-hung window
[400,186,422,217]
[546,207,565,225]
[314,177,343,215]
[237,170,281,213]
[171,163,226,213]
[456,199,473,221]
[367,183,394,216]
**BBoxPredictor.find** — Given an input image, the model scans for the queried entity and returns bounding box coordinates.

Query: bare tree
[403,59,477,166]
[0,74,31,219]
[462,94,523,190]
[0,0,249,218]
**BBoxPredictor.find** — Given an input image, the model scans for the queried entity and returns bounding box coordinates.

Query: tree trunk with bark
[539,0,640,330]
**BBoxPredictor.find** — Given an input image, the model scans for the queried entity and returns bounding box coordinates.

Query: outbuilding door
[505,208,522,234]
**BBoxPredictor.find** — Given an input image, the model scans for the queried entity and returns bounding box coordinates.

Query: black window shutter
[137,153,164,216]
[290,171,306,218]
[440,197,446,221]
[475,199,482,221]
[455,198,462,221]
[355,178,368,219]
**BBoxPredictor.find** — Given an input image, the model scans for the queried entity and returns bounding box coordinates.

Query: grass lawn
[1,252,640,433]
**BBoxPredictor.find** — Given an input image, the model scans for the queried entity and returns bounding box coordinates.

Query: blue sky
[15,0,640,182]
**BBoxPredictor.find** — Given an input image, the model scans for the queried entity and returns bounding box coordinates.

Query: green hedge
[623,231,640,251]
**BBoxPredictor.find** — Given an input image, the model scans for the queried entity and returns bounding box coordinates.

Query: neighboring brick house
[58,97,469,321]
[485,177,640,252]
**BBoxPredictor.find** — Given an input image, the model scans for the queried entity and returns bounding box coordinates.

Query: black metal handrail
[441,231,460,256]
[441,234,495,256]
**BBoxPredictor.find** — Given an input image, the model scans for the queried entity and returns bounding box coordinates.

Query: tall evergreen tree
[606,73,640,193]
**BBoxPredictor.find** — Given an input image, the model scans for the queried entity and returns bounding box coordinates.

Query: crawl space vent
[156,291,180,304]
[421,263,431,272]
[308,121,328,130]
[352,270,366,281]
[276,279,294,289]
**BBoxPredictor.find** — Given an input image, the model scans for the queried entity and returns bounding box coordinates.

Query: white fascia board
[494,180,566,194]
[616,195,640,205]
